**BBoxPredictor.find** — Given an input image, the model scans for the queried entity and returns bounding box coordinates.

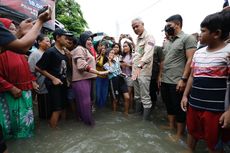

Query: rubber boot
[143,108,151,121]
[135,102,142,115]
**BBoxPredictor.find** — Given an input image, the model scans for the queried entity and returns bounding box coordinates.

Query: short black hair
[220,10,230,40]
[166,14,183,28]
[72,36,79,46]
[111,43,121,55]
[37,33,46,42]
[35,33,47,48]
[201,11,230,40]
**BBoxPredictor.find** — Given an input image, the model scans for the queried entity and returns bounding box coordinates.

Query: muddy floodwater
[6,101,230,153]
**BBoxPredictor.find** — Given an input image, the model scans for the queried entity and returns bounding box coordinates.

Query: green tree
[56,0,88,35]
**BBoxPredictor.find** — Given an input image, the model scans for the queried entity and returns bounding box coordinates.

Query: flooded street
[6,101,226,153]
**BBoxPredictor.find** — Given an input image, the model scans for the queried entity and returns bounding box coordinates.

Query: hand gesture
[219,110,230,129]
[176,80,186,92]
[52,77,63,85]
[110,37,115,43]
[181,96,188,112]
[157,76,162,89]
[63,47,72,59]
[38,5,52,23]
[32,81,39,91]
[119,34,125,39]
[9,86,22,99]
[132,68,141,80]
[223,6,230,11]
[98,71,109,76]
[17,18,34,36]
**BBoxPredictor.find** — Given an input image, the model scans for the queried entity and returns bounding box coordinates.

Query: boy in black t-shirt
[36,28,73,128]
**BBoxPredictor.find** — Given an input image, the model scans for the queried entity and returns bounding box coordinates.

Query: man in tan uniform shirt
[131,18,155,120]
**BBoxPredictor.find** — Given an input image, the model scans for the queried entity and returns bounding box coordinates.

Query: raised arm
[4,7,52,53]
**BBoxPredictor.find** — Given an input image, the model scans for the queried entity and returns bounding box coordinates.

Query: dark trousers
[149,78,158,105]
[37,93,51,119]
[161,82,186,123]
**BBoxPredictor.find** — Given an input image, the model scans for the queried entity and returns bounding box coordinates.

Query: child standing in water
[181,11,230,153]
[104,49,130,116]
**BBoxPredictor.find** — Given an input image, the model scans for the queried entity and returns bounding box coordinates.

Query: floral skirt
[0,90,34,140]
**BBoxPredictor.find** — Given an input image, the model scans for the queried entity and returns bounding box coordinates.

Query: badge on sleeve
[147,42,154,46]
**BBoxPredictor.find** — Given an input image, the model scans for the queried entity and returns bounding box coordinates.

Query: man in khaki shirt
[131,18,155,120]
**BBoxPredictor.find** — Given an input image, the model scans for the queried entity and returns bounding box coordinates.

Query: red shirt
[0,51,36,92]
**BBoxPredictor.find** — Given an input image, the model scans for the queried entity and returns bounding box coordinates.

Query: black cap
[53,28,73,40]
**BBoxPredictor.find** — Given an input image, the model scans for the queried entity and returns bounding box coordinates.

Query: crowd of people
[0,4,230,153]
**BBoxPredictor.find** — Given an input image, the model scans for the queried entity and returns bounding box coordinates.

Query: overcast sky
[77,0,225,45]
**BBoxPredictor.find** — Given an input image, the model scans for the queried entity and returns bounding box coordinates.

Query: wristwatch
[137,64,143,69]
[181,77,188,82]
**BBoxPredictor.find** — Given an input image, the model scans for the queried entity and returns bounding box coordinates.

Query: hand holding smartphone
[37,6,49,17]
[37,5,52,23]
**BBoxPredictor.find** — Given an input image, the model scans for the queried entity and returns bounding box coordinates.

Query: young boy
[103,49,130,116]
[36,28,73,128]
[181,11,230,153]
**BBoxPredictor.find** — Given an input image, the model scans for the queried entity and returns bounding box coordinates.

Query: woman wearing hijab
[71,31,108,126]
[0,18,38,139]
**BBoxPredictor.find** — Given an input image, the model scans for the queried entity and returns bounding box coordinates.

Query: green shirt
[151,46,164,79]
[162,31,197,84]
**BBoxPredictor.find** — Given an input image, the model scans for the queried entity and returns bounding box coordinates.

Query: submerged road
[6,101,228,153]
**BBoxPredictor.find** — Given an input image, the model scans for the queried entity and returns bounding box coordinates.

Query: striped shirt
[189,43,230,112]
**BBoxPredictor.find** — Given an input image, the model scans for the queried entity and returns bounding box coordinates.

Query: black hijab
[79,31,93,48]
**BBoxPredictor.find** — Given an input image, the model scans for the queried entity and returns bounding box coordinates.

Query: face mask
[164,25,175,36]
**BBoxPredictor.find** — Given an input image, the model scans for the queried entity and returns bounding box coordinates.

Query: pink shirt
[71,46,97,81]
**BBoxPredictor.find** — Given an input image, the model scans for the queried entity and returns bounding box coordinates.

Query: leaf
[56,0,88,34]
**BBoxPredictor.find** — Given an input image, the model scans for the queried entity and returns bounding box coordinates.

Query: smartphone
[119,73,127,78]
[97,32,104,36]
[37,6,48,17]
